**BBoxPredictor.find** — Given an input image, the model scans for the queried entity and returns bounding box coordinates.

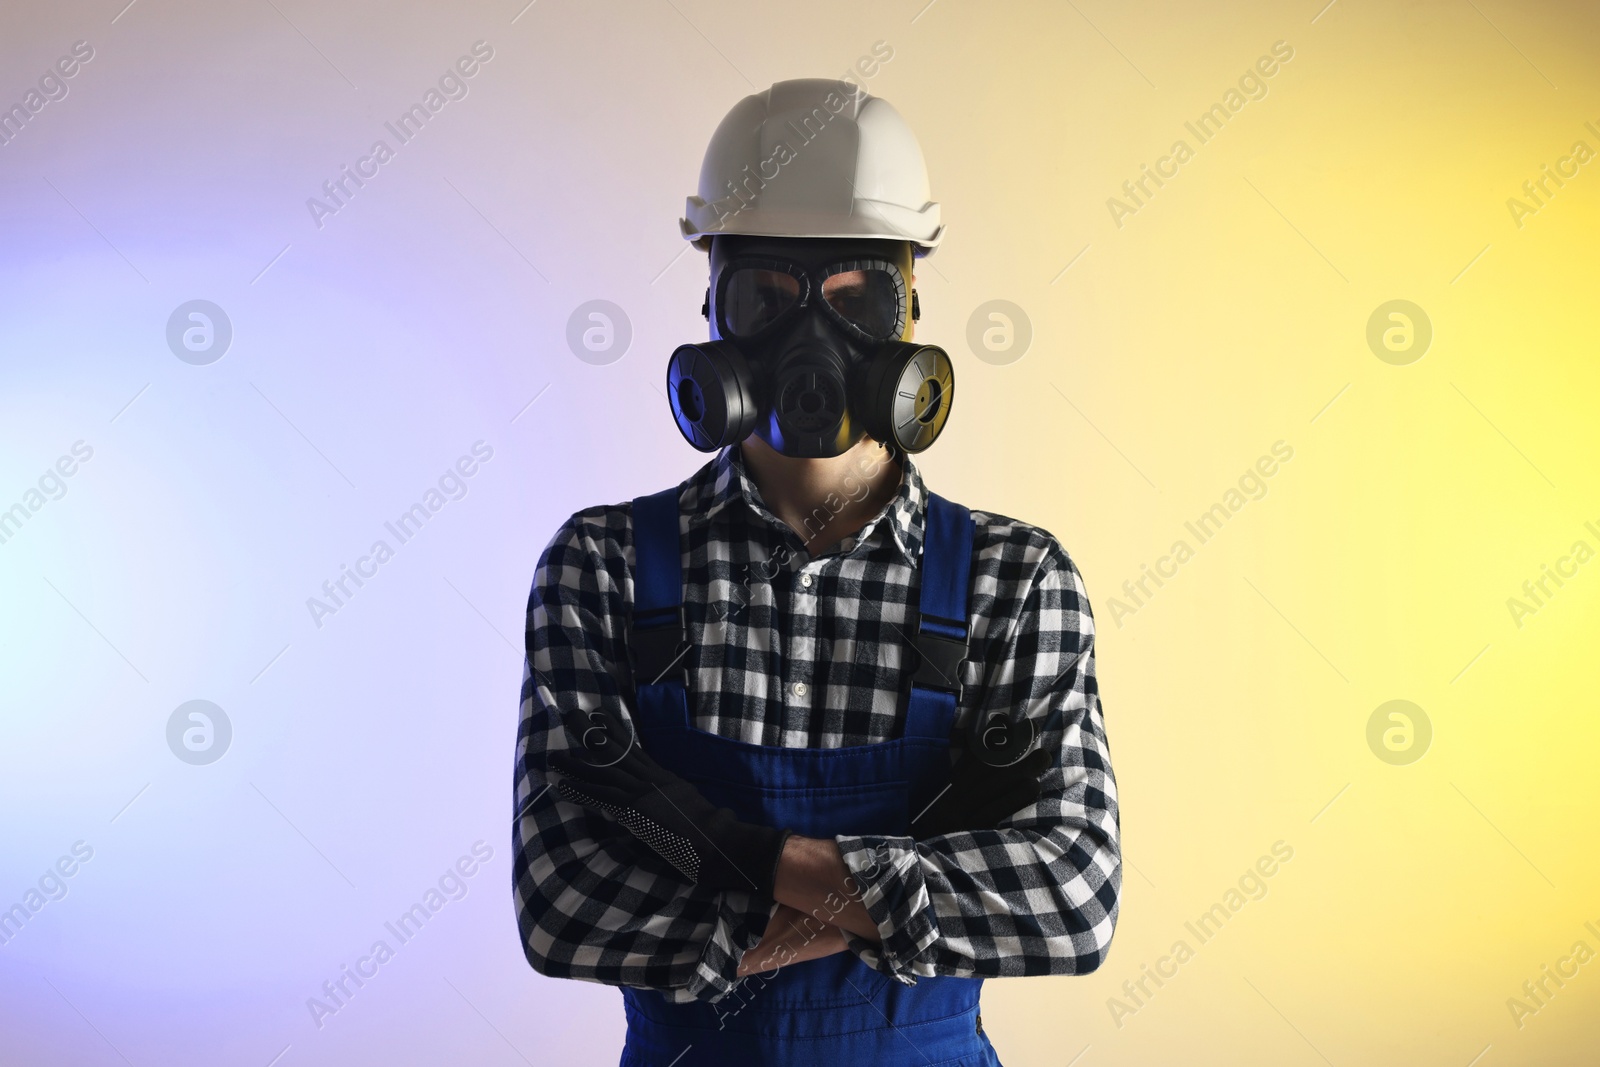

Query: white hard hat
[680,78,944,257]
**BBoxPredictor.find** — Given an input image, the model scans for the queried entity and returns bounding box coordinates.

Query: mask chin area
[763,345,859,458]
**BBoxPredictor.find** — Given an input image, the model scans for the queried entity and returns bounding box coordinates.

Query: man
[513,78,1120,1066]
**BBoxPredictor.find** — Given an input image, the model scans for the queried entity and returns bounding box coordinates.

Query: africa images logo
[305,42,495,230]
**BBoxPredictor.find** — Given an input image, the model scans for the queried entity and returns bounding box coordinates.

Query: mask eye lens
[721,267,801,337]
[822,267,902,339]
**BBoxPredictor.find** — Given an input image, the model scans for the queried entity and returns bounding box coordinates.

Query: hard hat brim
[681,200,943,257]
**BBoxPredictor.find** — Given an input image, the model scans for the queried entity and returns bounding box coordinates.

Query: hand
[737,904,848,977]
[911,745,1051,838]
[548,713,791,896]
[771,835,882,943]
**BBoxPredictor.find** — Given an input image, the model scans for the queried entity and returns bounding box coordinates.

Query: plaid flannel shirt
[511,442,1120,1003]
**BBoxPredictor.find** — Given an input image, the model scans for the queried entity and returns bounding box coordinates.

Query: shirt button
[792,682,808,698]
[800,573,813,588]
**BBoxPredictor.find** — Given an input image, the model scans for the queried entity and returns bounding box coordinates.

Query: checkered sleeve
[834,551,1121,982]
[511,509,773,1003]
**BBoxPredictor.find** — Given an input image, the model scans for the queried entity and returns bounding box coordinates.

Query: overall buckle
[910,622,966,700]
[631,605,687,686]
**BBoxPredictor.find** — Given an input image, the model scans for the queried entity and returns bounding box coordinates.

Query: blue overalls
[618,484,1003,1067]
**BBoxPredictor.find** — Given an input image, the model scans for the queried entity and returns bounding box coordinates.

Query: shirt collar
[692,442,926,562]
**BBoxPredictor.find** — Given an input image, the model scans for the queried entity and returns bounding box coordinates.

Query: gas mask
[666,236,955,458]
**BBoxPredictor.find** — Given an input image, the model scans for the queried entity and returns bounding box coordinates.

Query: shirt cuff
[676,892,777,1004]
[834,834,939,984]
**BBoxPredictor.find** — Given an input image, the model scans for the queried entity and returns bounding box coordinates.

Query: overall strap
[629,488,689,694]
[905,492,975,740]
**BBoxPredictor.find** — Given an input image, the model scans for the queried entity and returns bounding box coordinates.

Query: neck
[739,436,902,555]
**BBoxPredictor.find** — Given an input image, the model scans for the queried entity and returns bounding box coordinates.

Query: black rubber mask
[666,235,955,458]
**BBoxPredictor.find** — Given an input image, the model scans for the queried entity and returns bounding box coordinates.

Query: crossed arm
[735,837,880,977]
[514,514,1121,1001]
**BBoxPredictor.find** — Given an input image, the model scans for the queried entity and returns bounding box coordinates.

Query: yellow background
[896,3,1600,1063]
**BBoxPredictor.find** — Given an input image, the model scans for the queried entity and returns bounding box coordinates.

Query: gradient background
[3,1,1598,1064]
